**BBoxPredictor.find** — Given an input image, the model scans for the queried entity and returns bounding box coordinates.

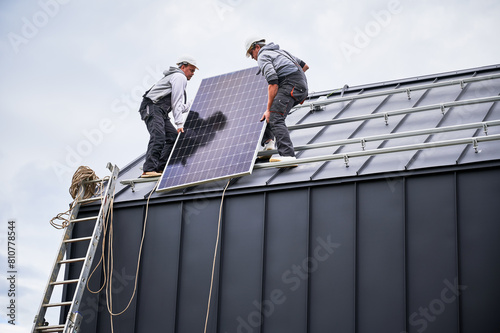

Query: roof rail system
[258,120,500,157]
[288,96,500,131]
[296,73,500,111]
[254,134,500,169]
[254,74,500,170]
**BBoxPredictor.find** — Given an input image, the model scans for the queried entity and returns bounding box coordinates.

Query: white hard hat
[245,37,265,57]
[176,55,199,70]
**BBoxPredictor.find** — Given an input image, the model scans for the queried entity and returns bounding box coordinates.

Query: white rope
[204,179,231,333]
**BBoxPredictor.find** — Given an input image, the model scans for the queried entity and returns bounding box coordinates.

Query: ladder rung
[77,196,104,204]
[83,178,105,184]
[43,301,72,307]
[35,325,64,332]
[71,216,98,223]
[64,236,92,243]
[59,257,85,264]
[50,279,79,286]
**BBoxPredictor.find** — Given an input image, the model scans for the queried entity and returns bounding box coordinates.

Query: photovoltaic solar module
[156,67,268,192]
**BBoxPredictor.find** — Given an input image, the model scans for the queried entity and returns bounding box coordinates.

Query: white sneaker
[259,140,275,159]
[263,140,275,151]
[269,155,298,167]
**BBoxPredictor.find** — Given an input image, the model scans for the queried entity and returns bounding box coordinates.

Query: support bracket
[440,104,446,115]
[310,104,325,112]
[343,154,350,167]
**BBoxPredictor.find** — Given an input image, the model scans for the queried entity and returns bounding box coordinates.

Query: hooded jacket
[257,43,306,85]
[145,66,190,128]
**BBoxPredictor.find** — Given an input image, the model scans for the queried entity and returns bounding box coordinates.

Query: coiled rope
[50,166,103,229]
[69,166,100,200]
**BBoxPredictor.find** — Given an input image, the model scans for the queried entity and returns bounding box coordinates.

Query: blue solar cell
[156,67,268,192]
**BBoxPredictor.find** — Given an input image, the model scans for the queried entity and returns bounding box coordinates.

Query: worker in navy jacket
[138,56,197,178]
[246,38,309,165]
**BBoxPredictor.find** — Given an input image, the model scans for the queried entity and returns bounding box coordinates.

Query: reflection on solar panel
[156,67,268,192]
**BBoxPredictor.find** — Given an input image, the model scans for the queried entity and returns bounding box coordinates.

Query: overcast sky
[1,0,499,331]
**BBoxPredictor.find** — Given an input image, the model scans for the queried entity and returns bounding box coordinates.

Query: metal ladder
[32,163,120,333]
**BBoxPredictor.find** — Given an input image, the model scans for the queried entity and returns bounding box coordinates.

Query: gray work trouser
[262,70,308,157]
[142,102,178,173]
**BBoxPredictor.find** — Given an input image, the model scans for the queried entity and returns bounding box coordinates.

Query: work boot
[141,171,162,178]
[269,155,298,168]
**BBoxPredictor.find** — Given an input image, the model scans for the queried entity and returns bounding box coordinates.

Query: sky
[0,0,499,331]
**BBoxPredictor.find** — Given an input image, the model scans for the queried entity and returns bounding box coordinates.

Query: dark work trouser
[262,70,308,157]
[142,102,178,173]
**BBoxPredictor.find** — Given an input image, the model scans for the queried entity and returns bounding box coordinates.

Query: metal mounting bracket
[341,84,349,97]
[483,123,489,135]
[343,154,350,167]
[310,104,325,112]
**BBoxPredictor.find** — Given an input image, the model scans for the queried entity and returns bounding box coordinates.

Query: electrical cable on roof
[204,179,231,333]
[326,87,342,97]
[49,166,106,229]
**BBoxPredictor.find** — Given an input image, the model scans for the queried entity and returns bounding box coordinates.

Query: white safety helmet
[176,55,199,70]
[245,37,265,57]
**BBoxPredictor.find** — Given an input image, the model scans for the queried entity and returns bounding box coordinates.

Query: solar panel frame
[156,67,268,193]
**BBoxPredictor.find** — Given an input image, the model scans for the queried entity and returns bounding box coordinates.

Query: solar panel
[156,67,268,192]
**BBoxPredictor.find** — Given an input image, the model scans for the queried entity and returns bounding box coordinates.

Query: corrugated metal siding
[309,184,355,332]
[219,194,265,333]
[406,174,458,333]
[136,203,182,332]
[71,164,500,333]
[458,168,500,332]
[357,179,406,332]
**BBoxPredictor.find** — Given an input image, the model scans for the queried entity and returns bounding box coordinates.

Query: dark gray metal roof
[114,64,500,202]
